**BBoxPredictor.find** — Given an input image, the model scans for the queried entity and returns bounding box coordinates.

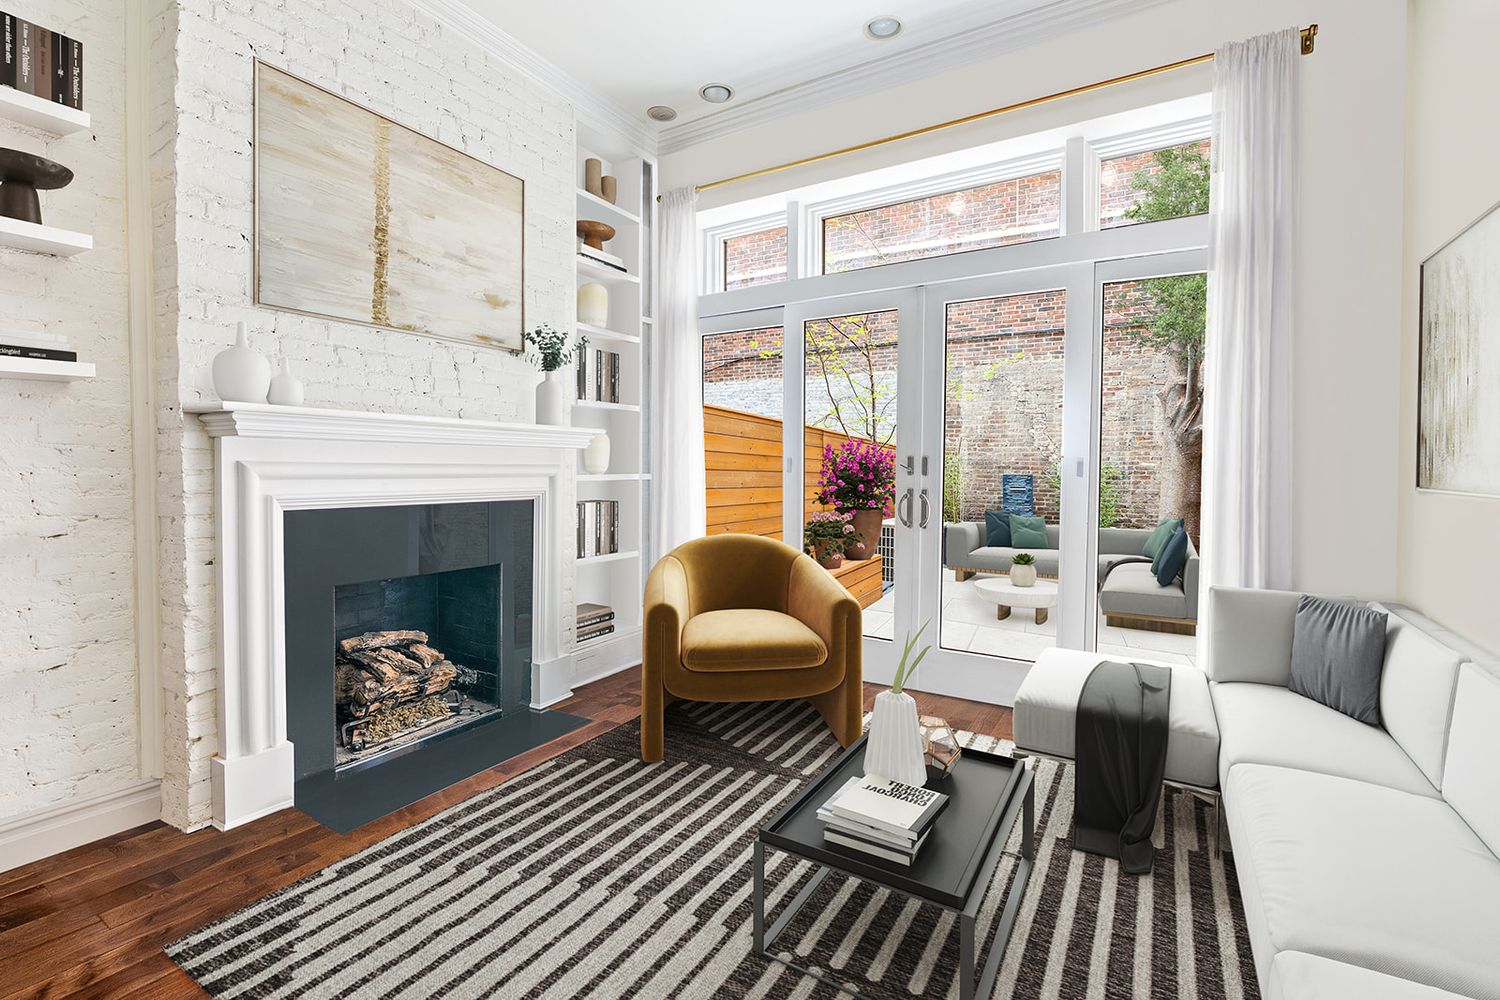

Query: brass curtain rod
[662,24,1317,201]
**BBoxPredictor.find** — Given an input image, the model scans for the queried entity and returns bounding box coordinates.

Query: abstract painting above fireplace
[283,499,588,832]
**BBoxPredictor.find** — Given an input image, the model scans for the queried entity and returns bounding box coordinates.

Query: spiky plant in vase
[1010,552,1037,587]
[524,324,586,425]
[865,620,931,787]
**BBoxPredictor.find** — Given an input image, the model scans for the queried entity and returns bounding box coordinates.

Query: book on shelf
[576,500,620,558]
[575,349,621,404]
[827,774,948,843]
[577,622,615,643]
[577,250,627,273]
[0,12,83,108]
[577,242,625,269]
[823,826,933,866]
[0,343,77,362]
[576,602,614,628]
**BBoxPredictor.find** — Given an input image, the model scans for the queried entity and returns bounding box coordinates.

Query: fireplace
[283,499,587,832]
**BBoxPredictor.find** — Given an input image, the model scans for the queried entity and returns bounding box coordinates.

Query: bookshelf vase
[865,690,927,787]
[536,369,571,426]
[583,433,611,473]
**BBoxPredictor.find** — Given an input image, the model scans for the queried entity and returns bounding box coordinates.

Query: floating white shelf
[576,188,641,227]
[576,256,640,285]
[0,86,90,135]
[575,399,641,413]
[577,472,649,483]
[577,549,640,566]
[0,217,92,256]
[577,322,641,346]
[0,356,96,382]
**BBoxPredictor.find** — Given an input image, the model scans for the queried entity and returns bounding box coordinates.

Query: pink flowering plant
[814,438,896,515]
[804,510,860,555]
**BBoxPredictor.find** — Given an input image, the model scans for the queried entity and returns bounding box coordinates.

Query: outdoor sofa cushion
[1151,526,1190,584]
[983,509,1011,546]
[1008,514,1048,547]
[1212,681,1439,798]
[1097,562,1189,619]
[1226,763,1500,1000]
[1142,516,1183,558]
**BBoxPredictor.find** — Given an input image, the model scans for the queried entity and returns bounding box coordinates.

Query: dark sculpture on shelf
[0,149,74,225]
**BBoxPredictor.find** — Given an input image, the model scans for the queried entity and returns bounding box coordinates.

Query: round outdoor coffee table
[973,576,1058,624]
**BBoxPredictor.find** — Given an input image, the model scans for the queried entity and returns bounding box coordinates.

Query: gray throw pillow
[1288,595,1389,726]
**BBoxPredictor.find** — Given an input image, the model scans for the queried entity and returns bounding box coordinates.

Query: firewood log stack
[334,630,463,720]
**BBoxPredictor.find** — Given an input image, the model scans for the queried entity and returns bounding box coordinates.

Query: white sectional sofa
[1207,586,1500,1000]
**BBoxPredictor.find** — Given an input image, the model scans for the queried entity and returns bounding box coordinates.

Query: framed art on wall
[1418,198,1500,497]
[254,62,525,351]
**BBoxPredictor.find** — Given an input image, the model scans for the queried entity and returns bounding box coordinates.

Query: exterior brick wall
[1100,139,1211,228]
[0,2,140,819]
[724,227,788,289]
[151,0,576,829]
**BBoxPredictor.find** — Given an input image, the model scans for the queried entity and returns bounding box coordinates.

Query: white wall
[150,0,577,829]
[0,5,143,820]
[664,0,1410,600]
[1397,0,1500,649]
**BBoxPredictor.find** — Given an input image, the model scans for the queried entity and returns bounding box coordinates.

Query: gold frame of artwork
[253,61,525,352]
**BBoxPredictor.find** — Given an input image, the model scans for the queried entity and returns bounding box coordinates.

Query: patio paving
[861,574,1199,668]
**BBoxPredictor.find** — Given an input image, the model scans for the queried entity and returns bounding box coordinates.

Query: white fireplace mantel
[187,401,594,830]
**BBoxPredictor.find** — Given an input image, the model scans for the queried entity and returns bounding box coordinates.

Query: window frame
[701,213,791,295]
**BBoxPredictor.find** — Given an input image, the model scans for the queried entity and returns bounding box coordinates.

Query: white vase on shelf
[577,282,609,326]
[212,323,270,403]
[267,358,304,406]
[583,433,611,474]
[865,690,927,787]
[535,369,572,426]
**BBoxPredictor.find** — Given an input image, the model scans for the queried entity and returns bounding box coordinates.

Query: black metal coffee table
[753,735,1035,999]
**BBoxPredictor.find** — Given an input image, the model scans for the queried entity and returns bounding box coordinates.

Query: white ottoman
[1014,648,1223,843]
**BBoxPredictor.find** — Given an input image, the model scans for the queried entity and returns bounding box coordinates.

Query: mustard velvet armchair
[641,534,863,762]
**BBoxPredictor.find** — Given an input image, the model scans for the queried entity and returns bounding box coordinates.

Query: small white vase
[583,433,611,474]
[212,323,271,403]
[267,359,304,406]
[577,282,609,326]
[865,690,927,787]
[1010,563,1037,587]
[536,369,572,426]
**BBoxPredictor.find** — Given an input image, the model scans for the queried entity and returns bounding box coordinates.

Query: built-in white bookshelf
[571,118,656,686]
[0,86,93,258]
[0,86,90,136]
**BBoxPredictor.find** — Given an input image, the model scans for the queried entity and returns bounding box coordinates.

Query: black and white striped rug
[167,701,1259,999]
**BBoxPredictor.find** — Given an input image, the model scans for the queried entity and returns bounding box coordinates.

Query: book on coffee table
[829,774,948,841]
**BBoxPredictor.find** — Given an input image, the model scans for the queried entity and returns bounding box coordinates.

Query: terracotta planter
[811,541,844,570]
[846,508,882,561]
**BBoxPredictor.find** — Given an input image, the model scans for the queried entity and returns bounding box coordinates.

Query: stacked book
[577,242,626,272]
[576,602,614,644]
[577,499,620,558]
[0,329,76,363]
[576,348,621,403]
[2,12,85,110]
[818,773,948,866]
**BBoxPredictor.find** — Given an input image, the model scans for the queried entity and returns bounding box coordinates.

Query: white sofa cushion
[1013,648,1220,788]
[1371,603,1464,790]
[1213,682,1438,797]
[1226,764,1500,1000]
[1266,952,1479,1000]
[1442,664,1500,858]
[1205,585,1300,685]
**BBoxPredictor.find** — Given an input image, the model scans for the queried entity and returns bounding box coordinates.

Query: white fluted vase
[865,690,927,787]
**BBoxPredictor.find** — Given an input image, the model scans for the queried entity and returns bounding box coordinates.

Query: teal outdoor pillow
[1009,514,1048,548]
[1152,526,1190,585]
[1143,516,1184,559]
[984,509,1011,547]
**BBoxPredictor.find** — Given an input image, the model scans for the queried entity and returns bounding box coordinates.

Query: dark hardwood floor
[0,672,1012,999]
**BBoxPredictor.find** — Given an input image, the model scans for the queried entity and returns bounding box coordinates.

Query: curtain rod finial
[1300,24,1318,55]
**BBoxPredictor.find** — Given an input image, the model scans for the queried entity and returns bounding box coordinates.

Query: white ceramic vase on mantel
[212,323,271,404]
[865,690,927,787]
[536,369,572,426]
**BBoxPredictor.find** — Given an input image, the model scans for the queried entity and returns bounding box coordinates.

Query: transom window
[723,227,788,289]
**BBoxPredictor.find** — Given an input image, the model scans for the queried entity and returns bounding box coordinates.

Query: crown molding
[404,0,656,154]
[657,0,1180,155]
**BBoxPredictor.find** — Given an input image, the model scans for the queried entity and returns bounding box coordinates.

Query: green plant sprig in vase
[866,620,931,787]
[525,324,586,425]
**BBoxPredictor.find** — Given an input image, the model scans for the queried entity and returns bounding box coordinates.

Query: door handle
[918,489,931,528]
[897,488,914,528]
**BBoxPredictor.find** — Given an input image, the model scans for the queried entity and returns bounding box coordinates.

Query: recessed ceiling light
[864,16,902,40]
[647,105,678,122]
[698,83,735,104]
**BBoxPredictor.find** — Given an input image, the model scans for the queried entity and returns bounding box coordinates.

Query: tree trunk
[1157,356,1204,545]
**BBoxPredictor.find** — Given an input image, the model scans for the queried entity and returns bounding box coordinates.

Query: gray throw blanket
[1072,659,1172,874]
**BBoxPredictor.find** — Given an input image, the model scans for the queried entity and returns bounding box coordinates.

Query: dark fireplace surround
[283,500,587,832]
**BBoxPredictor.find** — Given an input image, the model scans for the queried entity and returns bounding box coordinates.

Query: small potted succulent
[1010,552,1037,588]
[804,511,857,569]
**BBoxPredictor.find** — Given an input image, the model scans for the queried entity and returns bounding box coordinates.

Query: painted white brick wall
[0,5,142,819]
[153,0,576,828]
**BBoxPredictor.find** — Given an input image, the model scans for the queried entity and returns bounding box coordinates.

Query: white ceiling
[463,0,1067,132]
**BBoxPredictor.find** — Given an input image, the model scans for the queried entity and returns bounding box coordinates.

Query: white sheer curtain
[1200,27,1299,608]
[648,187,706,558]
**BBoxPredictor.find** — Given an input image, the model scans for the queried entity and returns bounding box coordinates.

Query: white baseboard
[0,779,162,873]
[531,653,576,709]
[572,656,639,691]
[212,742,295,831]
